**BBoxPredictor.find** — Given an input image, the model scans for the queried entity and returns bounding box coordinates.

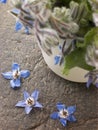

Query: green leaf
[76,27,98,48]
[85,27,98,46]
[63,48,95,75]
[93,34,98,48]
[76,41,85,48]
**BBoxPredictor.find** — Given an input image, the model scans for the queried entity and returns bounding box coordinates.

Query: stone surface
[0,3,98,130]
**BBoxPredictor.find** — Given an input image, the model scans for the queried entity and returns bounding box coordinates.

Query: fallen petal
[34,101,43,108]
[56,103,66,111]
[2,72,13,80]
[10,78,21,88]
[67,115,77,122]
[31,90,39,101]
[12,63,20,71]
[20,70,30,78]
[67,105,76,114]
[24,91,30,100]
[50,112,59,120]
[25,106,32,114]
[59,118,67,126]
[15,100,26,107]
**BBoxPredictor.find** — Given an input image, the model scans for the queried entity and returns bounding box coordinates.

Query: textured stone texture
[0,4,98,130]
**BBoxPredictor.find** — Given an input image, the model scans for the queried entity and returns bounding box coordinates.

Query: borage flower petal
[67,105,76,115]
[15,100,26,107]
[25,106,32,114]
[67,115,77,122]
[0,0,7,3]
[12,63,20,71]
[59,118,67,127]
[50,112,59,120]
[11,8,20,15]
[15,21,23,32]
[56,102,66,111]
[86,76,93,88]
[25,26,30,35]
[54,55,61,65]
[31,90,39,101]
[2,72,13,79]
[10,78,21,88]
[20,70,30,78]
[24,91,30,100]
[34,101,43,108]
[95,83,98,88]
[15,21,30,34]
[85,70,98,88]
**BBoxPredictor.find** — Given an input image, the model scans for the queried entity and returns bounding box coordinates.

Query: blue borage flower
[10,8,30,34]
[85,75,93,88]
[15,90,43,114]
[54,55,61,65]
[50,103,76,127]
[15,21,23,31]
[2,63,30,88]
[15,21,30,34]
[0,0,7,3]
[11,8,20,15]
[85,70,98,88]
[54,45,63,65]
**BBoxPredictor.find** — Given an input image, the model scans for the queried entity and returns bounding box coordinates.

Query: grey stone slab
[0,4,98,130]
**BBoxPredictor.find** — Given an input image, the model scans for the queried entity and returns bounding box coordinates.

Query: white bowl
[41,46,88,83]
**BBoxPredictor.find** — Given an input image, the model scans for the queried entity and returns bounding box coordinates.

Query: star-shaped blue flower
[2,63,30,88]
[50,103,76,127]
[0,0,7,3]
[15,90,43,114]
